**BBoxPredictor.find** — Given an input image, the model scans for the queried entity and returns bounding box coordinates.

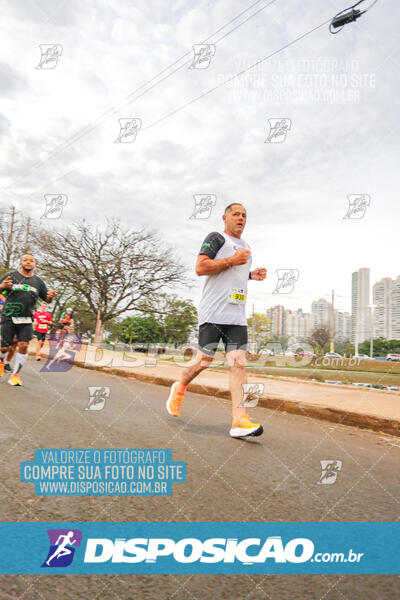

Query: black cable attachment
[329,0,378,34]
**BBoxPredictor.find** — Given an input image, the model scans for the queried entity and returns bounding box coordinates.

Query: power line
[144,16,332,131]
[9,0,280,184]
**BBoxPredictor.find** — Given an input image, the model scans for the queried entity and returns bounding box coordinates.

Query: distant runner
[0,291,16,372]
[166,203,267,438]
[0,255,55,386]
[33,302,53,360]
[58,307,74,339]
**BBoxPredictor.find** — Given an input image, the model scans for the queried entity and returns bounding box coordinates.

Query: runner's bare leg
[227,349,247,420]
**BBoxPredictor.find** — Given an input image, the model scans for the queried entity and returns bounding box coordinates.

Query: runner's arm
[196,250,251,276]
[196,254,234,276]
[0,274,13,290]
[38,281,51,302]
[196,231,249,276]
[196,232,226,276]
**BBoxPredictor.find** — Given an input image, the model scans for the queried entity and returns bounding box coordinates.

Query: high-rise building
[392,276,400,339]
[311,298,332,330]
[285,308,311,340]
[351,268,370,344]
[373,277,391,338]
[266,305,286,337]
[373,275,400,339]
[334,310,351,341]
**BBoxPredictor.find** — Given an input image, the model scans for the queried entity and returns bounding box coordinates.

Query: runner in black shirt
[0,254,55,386]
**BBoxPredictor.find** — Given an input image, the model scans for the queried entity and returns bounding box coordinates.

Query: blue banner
[20,449,186,496]
[0,522,398,574]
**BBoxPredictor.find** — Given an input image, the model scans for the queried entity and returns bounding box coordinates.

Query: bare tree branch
[33,219,191,329]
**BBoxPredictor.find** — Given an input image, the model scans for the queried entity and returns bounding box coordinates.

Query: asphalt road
[0,360,399,599]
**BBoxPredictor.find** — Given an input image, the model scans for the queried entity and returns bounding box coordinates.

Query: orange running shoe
[230,414,263,438]
[166,382,186,417]
[8,374,22,386]
[0,362,4,377]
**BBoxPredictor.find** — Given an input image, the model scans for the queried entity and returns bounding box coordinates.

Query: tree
[358,337,400,356]
[119,315,163,347]
[247,313,270,349]
[335,338,354,356]
[69,296,97,335]
[0,206,32,271]
[308,326,331,355]
[33,219,190,343]
[137,294,197,345]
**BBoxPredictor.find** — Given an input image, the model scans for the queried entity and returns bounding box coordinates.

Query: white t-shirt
[197,231,252,326]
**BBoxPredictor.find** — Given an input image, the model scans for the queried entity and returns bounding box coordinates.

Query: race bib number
[11,317,32,324]
[38,323,47,330]
[228,288,246,305]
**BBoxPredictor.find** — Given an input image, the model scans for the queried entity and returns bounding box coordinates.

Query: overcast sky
[0,0,397,317]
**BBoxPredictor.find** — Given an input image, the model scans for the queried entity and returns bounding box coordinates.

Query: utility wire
[144,17,332,130]
[11,0,280,182]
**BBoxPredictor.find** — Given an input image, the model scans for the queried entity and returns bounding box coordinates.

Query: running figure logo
[41,194,68,219]
[36,44,63,69]
[115,118,142,143]
[317,460,342,485]
[189,44,216,69]
[85,386,110,411]
[265,118,291,143]
[273,269,299,294]
[189,195,217,220]
[238,383,265,408]
[42,529,82,567]
[343,194,370,220]
[41,334,82,373]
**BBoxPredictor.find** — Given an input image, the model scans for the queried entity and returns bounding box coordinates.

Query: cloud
[0,0,397,316]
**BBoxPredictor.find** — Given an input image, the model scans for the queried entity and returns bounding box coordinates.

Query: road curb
[30,348,400,438]
[77,360,400,438]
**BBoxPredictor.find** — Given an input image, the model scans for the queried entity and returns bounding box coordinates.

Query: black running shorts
[35,331,47,342]
[1,319,33,347]
[198,322,248,356]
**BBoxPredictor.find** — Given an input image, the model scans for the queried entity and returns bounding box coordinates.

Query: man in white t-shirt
[166,203,267,438]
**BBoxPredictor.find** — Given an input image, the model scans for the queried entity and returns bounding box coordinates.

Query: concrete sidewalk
[30,343,400,437]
